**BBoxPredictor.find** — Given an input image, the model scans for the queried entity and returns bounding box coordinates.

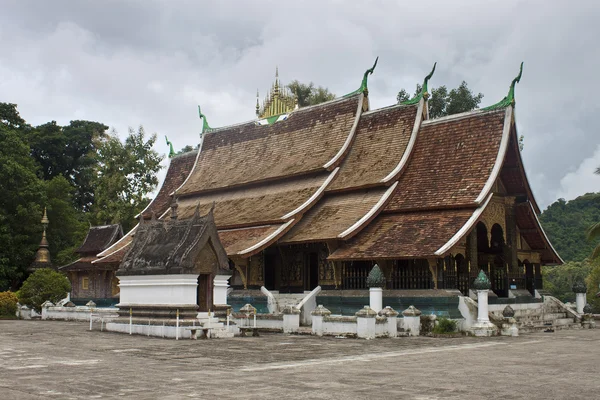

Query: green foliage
[286,81,336,107]
[91,126,163,232]
[397,81,483,119]
[542,261,593,303]
[585,258,600,313]
[27,120,108,211]
[0,291,19,317]
[433,317,457,334]
[176,144,198,155]
[45,176,89,266]
[18,268,71,313]
[540,193,600,262]
[0,109,46,291]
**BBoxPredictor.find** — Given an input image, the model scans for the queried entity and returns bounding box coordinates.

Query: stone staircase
[490,296,582,333]
[197,312,235,338]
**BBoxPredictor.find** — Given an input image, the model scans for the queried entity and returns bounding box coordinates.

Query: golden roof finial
[41,207,49,226]
[256,89,260,116]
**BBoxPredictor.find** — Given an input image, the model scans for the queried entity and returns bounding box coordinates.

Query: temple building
[98,61,561,315]
[59,224,123,306]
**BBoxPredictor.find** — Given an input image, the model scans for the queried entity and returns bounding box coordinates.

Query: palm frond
[587,221,600,240]
[591,244,600,260]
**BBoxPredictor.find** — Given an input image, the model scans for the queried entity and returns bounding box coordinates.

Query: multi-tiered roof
[98,60,562,266]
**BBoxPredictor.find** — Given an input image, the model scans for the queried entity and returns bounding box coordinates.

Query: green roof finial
[198,105,213,133]
[165,135,175,158]
[483,62,524,111]
[345,57,379,97]
[401,62,437,105]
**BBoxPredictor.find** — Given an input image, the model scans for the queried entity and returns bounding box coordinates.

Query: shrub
[432,317,457,334]
[18,269,71,313]
[0,291,19,317]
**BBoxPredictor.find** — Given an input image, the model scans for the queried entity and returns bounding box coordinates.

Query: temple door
[197,274,212,312]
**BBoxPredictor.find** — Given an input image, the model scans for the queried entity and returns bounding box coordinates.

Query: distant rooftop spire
[256,67,295,119]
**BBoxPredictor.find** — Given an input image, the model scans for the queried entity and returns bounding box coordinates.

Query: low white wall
[106,322,195,339]
[118,274,198,306]
[231,315,284,330]
[322,316,358,336]
[42,306,119,322]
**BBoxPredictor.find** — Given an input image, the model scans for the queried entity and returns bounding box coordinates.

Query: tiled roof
[76,225,123,255]
[96,229,135,257]
[177,95,361,195]
[385,109,507,212]
[327,104,419,191]
[176,173,330,229]
[59,256,115,271]
[500,134,541,214]
[280,188,390,244]
[218,225,285,256]
[141,150,197,218]
[93,237,133,265]
[328,209,475,260]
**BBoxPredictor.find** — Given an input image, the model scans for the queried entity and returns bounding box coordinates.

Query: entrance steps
[490,296,583,334]
[196,313,235,338]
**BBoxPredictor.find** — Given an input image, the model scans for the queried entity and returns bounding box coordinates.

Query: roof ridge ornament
[198,106,213,133]
[401,62,437,105]
[165,135,175,158]
[345,56,379,97]
[482,62,524,111]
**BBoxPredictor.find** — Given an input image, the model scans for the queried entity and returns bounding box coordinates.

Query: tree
[18,268,71,313]
[91,126,163,232]
[0,106,46,291]
[542,260,593,303]
[540,193,600,262]
[397,81,483,119]
[286,81,336,107]
[27,120,108,211]
[45,176,89,266]
[587,167,600,260]
[585,257,600,312]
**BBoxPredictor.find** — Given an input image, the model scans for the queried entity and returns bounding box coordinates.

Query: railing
[390,261,433,290]
[341,264,370,289]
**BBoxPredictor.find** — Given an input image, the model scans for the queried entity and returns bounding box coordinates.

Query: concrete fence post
[379,306,399,337]
[355,306,377,339]
[572,280,587,314]
[311,305,331,336]
[401,306,422,336]
[282,306,300,333]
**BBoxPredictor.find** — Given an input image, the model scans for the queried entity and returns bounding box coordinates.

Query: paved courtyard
[0,320,598,399]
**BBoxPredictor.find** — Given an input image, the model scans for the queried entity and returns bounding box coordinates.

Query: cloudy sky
[1,0,599,209]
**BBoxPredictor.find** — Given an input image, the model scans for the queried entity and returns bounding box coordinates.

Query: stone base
[116,304,199,320]
[469,321,498,337]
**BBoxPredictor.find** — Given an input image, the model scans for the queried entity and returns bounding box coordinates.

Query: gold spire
[33,207,51,267]
[257,67,295,119]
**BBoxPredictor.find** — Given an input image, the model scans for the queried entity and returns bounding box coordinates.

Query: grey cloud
[1,0,599,208]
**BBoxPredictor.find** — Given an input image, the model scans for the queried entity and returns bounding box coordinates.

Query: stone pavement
[1,320,598,399]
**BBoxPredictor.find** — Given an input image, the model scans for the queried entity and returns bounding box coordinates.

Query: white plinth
[213,275,231,306]
[118,274,198,307]
[470,289,497,337]
[369,287,383,313]
[575,292,586,314]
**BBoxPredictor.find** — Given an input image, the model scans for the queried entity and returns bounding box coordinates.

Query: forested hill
[539,192,600,262]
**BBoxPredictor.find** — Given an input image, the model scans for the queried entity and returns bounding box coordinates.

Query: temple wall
[69,270,118,302]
